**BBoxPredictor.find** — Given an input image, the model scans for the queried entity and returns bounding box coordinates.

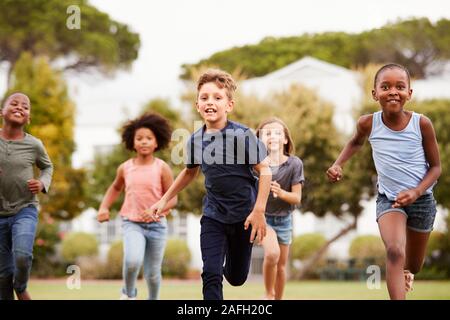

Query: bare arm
[148,166,200,216]
[244,157,271,243]
[97,164,125,222]
[326,114,372,182]
[393,116,441,207]
[160,162,178,212]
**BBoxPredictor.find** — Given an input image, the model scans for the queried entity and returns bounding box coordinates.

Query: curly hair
[121,112,172,152]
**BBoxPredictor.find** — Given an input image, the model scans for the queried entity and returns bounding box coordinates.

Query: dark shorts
[376,193,437,233]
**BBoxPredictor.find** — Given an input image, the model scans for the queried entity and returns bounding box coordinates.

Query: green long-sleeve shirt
[0,133,53,216]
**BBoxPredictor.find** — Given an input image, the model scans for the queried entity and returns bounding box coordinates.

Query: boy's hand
[27,179,43,194]
[244,210,267,244]
[326,164,343,182]
[392,189,421,208]
[143,199,168,223]
[97,208,110,223]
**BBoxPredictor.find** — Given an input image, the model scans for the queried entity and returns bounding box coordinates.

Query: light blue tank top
[368,111,433,201]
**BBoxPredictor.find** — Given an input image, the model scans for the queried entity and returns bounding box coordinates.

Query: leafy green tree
[5,52,86,220]
[181,18,450,80]
[0,0,140,85]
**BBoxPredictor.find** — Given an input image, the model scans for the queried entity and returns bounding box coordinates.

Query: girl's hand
[142,199,168,223]
[141,209,159,223]
[97,208,110,223]
[326,164,343,182]
[27,179,43,194]
[270,181,284,198]
[392,189,421,208]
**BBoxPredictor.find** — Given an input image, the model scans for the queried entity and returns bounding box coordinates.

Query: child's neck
[205,118,228,133]
[382,110,410,130]
[134,153,154,165]
[268,150,288,166]
[0,123,25,140]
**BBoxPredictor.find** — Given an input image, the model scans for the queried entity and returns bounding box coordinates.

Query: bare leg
[378,212,407,300]
[405,228,430,274]
[404,228,431,291]
[260,226,280,300]
[274,244,289,300]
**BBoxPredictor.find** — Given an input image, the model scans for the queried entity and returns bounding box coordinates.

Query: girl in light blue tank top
[326,64,441,300]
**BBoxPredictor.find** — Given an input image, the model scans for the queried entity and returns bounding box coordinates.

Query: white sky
[1,0,449,166]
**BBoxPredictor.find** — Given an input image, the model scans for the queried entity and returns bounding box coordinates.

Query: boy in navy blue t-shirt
[149,69,271,300]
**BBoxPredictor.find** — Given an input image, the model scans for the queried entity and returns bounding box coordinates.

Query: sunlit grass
[27,278,450,300]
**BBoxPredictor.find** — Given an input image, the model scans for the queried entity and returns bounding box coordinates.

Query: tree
[0,0,140,86]
[181,18,450,80]
[5,52,86,220]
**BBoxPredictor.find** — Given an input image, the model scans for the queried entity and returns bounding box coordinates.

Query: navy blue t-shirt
[185,121,267,224]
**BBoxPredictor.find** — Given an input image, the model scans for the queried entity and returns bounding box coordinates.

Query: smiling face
[196,82,234,129]
[1,93,31,126]
[372,67,412,114]
[133,127,158,156]
[259,122,287,154]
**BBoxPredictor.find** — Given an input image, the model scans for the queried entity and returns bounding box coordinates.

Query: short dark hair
[374,63,411,88]
[121,113,172,151]
[2,92,31,108]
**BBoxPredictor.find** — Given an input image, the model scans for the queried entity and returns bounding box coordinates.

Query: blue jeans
[200,216,253,300]
[121,218,167,300]
[0,205,38,300]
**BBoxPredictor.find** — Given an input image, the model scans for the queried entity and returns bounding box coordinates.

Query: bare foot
[404,270,414,292]
[15,290,32,300]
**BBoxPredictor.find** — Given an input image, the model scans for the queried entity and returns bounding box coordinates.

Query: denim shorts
[265,214,293,245]
[376,193,437,233]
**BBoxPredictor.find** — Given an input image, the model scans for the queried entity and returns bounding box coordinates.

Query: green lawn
[27,278,450,300]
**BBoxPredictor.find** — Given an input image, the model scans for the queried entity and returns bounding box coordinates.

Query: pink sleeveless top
[119,157,167,222]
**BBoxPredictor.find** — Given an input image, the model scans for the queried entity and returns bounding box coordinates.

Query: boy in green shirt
[0,93,53,300]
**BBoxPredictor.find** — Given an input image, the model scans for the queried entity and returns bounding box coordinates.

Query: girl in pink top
[97,113,177,300]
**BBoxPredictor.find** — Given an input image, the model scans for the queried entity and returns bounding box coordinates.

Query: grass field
[27,278,450,300]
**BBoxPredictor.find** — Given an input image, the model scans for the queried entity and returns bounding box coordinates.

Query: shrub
[349,235,384,267]
[419,231,450,280]
[291,233,327,261]
[105,240,124,279]
[31,217,65,277]
[162,238,191,278]
[60,232,98,263]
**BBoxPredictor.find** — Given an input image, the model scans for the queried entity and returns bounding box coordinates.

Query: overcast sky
[1,0,449,166]
[73,0,450,124]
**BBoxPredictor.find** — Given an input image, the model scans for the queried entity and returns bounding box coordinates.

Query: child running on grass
[0,92,53,300]
[149,69,271,300]
[98,113,176,300]
[256,117,304,300]
[327,64,441,300]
